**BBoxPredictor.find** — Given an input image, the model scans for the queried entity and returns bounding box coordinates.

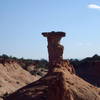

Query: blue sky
[0,0,100,59]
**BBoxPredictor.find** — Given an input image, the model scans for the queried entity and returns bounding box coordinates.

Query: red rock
[42,31,65,64]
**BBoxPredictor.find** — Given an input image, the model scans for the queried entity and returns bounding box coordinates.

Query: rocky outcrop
[42,31,65,64]
[88,61,100,86]
[48,62,100,100]
[72,60,100,87]
[5,31,100,100]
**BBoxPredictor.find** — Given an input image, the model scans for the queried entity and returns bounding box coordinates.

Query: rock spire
[42,31,66,64]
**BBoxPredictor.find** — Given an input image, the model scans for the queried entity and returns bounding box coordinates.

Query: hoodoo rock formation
[5,31,100,100]
[42,31,65,64]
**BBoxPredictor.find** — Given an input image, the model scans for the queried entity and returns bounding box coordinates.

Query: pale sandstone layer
[0,61,37,98]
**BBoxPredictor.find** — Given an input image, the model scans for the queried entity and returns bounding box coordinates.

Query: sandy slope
[0,62,37,97]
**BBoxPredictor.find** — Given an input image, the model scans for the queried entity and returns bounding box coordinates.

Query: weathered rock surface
[0,61,37,98]
[42,31,65,64]
[4,31,100,100]
[71,59,100,87]
[4,61,100,100]
[81,61,100,86]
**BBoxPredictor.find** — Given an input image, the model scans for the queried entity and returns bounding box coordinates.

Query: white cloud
[88,4,100,9]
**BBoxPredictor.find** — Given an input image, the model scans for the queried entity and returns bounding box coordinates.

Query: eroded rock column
[42,31,65,64]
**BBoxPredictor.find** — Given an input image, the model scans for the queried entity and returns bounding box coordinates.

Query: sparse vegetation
[0,54,48,68]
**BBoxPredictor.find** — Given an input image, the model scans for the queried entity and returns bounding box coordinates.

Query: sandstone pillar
[42,31,66,64]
